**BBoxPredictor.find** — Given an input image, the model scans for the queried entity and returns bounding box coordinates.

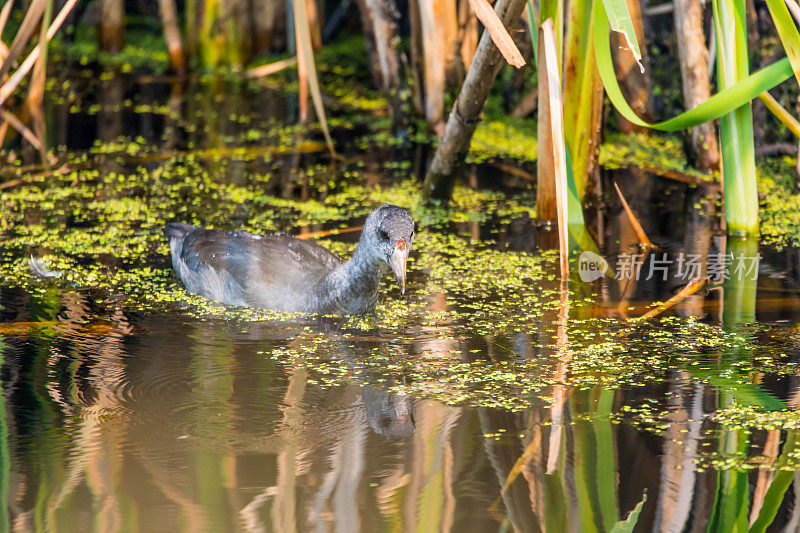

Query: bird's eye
[378,229,389,241]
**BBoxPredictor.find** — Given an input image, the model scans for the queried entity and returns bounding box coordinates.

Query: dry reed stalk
[28,0,51,163]
[418,0,458,129]
[0,108,42,151]
[0,0,47,82]
[0,0,15,60]
[158,0,187,73]
[245,57,298,78]
[467,0,525,67]
[541,18,569,277]
[0,0,78,107]
[292,0,336,155]
[458,0,479,71]
[97,0,125,52]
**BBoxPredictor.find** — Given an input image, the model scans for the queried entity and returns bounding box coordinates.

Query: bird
[164,204,415,315]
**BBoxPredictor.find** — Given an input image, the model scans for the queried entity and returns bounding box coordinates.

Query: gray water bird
[165,204,415,315]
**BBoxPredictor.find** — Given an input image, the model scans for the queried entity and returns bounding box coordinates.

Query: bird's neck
[317,244,386,315]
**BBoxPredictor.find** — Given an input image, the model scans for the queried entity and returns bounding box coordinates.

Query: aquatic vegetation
[468,118,538,163]
[2,126,800,485]
[51,27,171,74]
[600,132,714,180]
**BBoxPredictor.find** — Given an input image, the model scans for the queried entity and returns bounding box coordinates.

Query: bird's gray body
[165,205,414,315]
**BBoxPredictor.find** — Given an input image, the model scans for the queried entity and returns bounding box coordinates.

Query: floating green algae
[468,118,539,164]
[1,145,797,418]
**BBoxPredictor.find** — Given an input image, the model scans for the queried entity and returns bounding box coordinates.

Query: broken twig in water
[637,278,707,320]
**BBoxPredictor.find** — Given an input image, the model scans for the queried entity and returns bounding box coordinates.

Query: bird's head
[363,204,415,294]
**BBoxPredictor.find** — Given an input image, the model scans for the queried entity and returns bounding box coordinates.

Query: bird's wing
[176,229,342,309]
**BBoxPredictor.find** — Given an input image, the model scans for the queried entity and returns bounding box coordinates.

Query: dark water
[2,74,800,531]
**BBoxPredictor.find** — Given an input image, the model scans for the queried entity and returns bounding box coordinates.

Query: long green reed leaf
[765,0,800,85]
[750,431,800,532]
[565,146,601,254]
[599,0,642,71]
[526,1,537,63]
[594,1,793,131]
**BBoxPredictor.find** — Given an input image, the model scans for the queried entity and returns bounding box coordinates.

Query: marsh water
[3,74,800,532]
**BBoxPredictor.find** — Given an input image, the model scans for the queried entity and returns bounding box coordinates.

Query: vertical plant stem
[713,0,759,235]
[185,0,198,60]
[295,14,310,122]
[675,0,721,172]
[293,0,336,155]
[252,0,284,54]
[29,0,52,164]
[538,0,561,62]
[353,0,384,88]
[409,0,426,116]
[306,0,323,49]
[364,0,406,131]
[460,0,479,72]
[97,0,125,52]
[536,23,557,223]
[158,0,187,73]
[200,0,221,67]
[562,0,603,201]
[223,0,246,66]
[541,18,569,277]
[417,0,458,130]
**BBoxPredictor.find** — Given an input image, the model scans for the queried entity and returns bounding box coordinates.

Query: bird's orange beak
[389,239,408,294]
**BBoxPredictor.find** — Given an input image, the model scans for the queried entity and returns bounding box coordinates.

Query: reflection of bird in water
[362,384,416,439]
[165,204,415,314]
[321,337,417,440]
